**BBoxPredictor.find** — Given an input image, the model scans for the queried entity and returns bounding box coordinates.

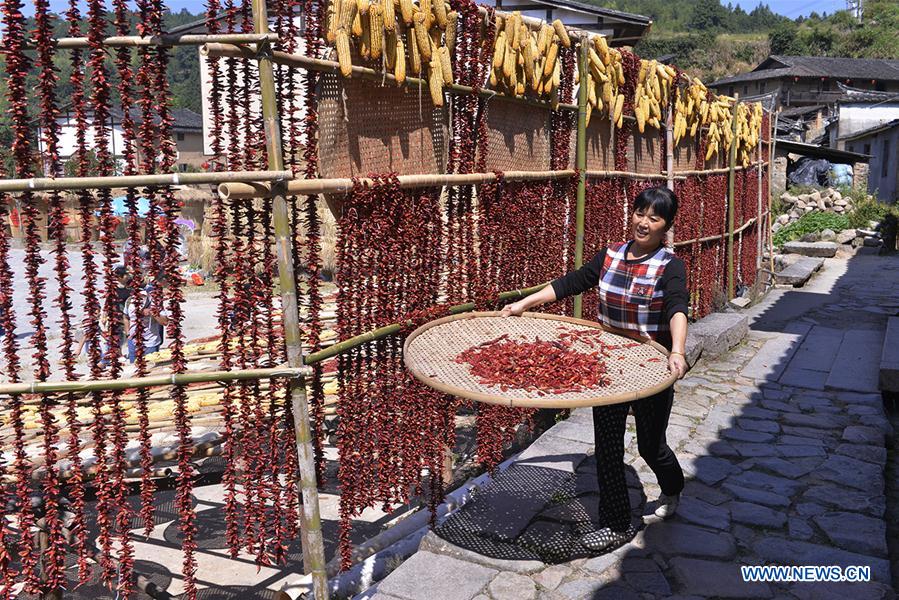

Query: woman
[502,186,689,554]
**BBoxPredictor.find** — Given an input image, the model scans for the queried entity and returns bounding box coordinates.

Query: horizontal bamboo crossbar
[0,366,309,397]
[29,33,280,49]
[0,170,292,193]
[674,161,769,176]
[203,43,579,113]
[220,170,577,199]
[672,216,758,247]
[585,170,676,181]
[303,283,549,365]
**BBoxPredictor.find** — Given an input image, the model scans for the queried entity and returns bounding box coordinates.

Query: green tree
[768,21,807,55]
[688,0,730,32]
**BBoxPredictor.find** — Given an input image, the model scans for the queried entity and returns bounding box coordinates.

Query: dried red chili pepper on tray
[456,336,610,394]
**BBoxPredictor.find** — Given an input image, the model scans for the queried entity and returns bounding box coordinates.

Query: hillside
[598,0,899,82]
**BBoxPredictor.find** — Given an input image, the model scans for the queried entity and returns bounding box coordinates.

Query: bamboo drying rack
[0,6,774,599]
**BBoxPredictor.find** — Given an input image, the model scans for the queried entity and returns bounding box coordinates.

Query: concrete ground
[2,248,220,378]
[359,250,899,600]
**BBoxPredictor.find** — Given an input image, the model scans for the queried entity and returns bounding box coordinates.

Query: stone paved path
[360,252,899,600]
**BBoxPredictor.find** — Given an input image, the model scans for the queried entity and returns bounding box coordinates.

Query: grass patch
[773,212,850,247]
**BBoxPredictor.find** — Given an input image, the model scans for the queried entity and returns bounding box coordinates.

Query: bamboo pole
[29,33,279,49]
[0,366,307,396]
[572,39,589,319]
[768,110,778,278]
[673,216,757,247]
[586,170,676,181]
[671,162,768,176]
[0,170,291,193]
[303,283,549,365]
[251,0,328,597]
[219,170,577,199]
[726,94,739,300]
[203,43,579,113]
[757,121,764,273]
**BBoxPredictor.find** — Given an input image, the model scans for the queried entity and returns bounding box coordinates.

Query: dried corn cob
[336,29,353,76]
[339,0,357,31]
[394,36,406,83]
[369,5,383,59]
[439,46,453,84]
[428,58,443,106]
[446,11,457,53]
[543,38,558,77]
[381,0,395,31]
[413,12,432,61]
[399,0,413,24]
[552,19,570,48]
[433,0,447,29]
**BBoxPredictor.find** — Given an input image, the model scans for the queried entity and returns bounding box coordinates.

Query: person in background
[125,283,168,363]
[502,186,689,554]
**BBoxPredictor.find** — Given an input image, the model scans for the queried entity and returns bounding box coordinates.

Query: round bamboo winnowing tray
[403,312,676,408]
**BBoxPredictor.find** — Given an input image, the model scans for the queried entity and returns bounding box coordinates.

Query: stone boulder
[781,193,799,205]
[799,232,819,243]
[777,214,790,225]
[809,190,822,202]
[772,222,782,234]
[782,241,839,258]
[832,190,842,201]
[816,199,827,210]
[833,205,845,213]
[819,229,836,241]
[835,229,856,244]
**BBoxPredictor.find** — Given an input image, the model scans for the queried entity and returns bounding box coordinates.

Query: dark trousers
[591,386,684,531]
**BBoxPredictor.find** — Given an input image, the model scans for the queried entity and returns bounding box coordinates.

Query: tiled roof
[710,55,899,87]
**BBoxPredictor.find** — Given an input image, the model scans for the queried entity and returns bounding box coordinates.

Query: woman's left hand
[668,352,688,379]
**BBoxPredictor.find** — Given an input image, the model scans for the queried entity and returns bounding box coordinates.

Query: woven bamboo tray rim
[403,311,676,408]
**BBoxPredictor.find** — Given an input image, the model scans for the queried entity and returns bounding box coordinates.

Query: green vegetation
[598,0,899,80]
[846,196,896,230]
[773,212,850,247]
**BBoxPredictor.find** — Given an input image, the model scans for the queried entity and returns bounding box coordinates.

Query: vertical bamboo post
[726,94,739,300]
[768,109,778,277]
[665,107,675,246]
[756,109,764,274]
[251,1,329,599]
[572,37,589,319]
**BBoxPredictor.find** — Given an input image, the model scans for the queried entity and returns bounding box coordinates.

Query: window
[743,85,748,96]
[822,80,831,91]
[760,81,766,93]
[179,163,188,172]
[864,143,871,155]
[882,139,890,178]
[848,144,855,153]
[176,132,185,141]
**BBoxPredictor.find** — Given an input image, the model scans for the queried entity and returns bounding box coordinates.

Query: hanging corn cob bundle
[632,58,675,134]
[702,94,736,162]
[583,33,626,127]
[324,0,454,106]
[734,101,764,166]
[672,74,708,146]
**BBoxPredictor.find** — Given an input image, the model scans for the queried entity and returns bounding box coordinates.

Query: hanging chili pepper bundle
[335,176,449,569]
[32,0,69,590]
[2,0,42,590]
[86,0,136,590]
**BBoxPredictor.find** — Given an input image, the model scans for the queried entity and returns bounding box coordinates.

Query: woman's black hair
[633,186,679,230]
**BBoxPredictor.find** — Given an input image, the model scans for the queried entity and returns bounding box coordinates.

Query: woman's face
[631,205,668,247]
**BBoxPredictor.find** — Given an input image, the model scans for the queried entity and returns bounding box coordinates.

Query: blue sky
[41,0,850,19]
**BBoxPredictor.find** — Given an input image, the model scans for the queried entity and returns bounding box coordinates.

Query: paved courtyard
[360,251,899,600]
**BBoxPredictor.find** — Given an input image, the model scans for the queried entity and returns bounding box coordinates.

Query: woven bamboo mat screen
[626,125,664,175]
[482,97,553,172]
[583,118,614,171]
[317,73,448,179]
[673,139,699,171]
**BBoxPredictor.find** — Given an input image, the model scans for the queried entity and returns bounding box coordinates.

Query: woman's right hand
[500,300,528,317]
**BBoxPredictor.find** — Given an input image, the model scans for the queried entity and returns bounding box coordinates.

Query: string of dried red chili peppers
[88,0,136,590]
[336,176,448,569]
[63,0,98,585]
[112,0,157,542]
[297,0,327,500]
[33,0,68,590]
[1,0,40,590]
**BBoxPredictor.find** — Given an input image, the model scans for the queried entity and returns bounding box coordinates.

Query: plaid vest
[597,241,674,340]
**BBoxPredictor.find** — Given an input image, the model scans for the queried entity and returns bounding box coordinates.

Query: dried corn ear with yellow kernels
[445,11,457,52]
[428,58,443,106]
[336,29,353,76]
[413,12,432,61]
[552,19,570,48]
[394,36,406,83]
[439,45,453,84]
[369,4,383,58]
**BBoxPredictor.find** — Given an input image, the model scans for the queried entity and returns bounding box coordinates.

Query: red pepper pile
[456,334,610,394]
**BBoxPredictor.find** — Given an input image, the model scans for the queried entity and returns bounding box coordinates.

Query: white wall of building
[200,16,307,156]
[833,102,899,149]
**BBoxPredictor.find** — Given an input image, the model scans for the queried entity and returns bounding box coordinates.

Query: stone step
[775,257,825,287]
[880,317,899,392]
[825,329,885,393]
[782,241,839,257]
